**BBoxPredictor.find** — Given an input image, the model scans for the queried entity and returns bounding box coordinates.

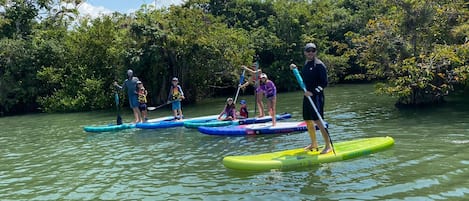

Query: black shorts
[139,103,147,111]
[302,95,324,121]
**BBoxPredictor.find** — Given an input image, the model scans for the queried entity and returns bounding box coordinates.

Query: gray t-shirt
[122,77,139,96]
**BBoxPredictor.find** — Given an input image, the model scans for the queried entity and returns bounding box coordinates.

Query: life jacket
[138,87,147,103]
[170,85,183,101]
[239,106,248,118]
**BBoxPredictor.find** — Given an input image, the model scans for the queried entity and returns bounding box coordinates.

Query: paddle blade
[117,115,122,125]
[292,68,306,90]
[115,92,122,125]
[148,101,171,111]
[239,70,245,84]
[114,92,119,106]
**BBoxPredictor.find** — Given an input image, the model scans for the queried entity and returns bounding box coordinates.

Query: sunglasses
[305,48,316,53]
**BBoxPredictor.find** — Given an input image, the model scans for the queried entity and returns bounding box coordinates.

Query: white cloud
[77,2,113,19]
[125,0,184,13]
[154,0,184,8]
[73,1,185,20]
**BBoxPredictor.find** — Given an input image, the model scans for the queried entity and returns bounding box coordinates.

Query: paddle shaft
[254,55,259,115]
[234,69,245,104]
[115,90,122,125]
[148,101,172,111]
[292,68,335,154]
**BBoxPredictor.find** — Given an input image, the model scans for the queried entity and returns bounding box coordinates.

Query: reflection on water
[0,84,468,200]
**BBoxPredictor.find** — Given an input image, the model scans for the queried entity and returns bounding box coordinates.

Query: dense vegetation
[1,0,468,115]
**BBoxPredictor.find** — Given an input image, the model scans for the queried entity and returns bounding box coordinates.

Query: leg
[132,107,141,123]
[175,101,182,119]
[139,104,148,122]
[178,109,183,119]
[129,96,141,123]
[172,102,178,119]
[304,120,319,151]
[267,97,276,126]
[142,110,148,121]
[314,120,332,154]
[256,92,264,117]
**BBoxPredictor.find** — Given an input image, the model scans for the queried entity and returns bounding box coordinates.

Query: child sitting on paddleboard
[237,99,248,119]
[137,81,148,122]
[168,77,185,120]
[218,97,237,121]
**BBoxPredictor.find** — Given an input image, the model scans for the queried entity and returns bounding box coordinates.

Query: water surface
[0,84,468,200]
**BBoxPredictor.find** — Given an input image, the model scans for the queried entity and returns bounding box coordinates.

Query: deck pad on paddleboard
[198,121,311,136]
[238,113,292,125]
[136,115,219,129]
[83,116,175,133]
[222,136,394,171]
[184,113,292,128]
[83,123,136,133]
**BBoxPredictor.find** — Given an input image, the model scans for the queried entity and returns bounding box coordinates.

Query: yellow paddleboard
[223,136,394,171]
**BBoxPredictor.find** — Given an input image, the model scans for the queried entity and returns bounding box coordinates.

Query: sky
[79,0,184,18]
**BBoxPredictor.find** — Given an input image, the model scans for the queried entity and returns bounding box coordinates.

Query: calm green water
[1,84,468,200]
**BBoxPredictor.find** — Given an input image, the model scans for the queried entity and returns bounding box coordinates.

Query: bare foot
[320,147,332,154]
[304,144,319,152]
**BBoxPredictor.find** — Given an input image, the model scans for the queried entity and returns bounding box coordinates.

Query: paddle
[233,69,245,104]
[115,90,122,125]
[254,55,259,116]
[291,67,336,155]
[147,100,177,111]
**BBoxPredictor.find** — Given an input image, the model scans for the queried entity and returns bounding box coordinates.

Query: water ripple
[1,86,468,200]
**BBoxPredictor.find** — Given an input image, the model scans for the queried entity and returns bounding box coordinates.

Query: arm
[313,63,328,95]
[241,65,261,74]
[240,80,250,88]
[178,85,185,99]
[113,80,125,90]
[318,64,328,89]
[231,108,237,120]
[218,107,226,119]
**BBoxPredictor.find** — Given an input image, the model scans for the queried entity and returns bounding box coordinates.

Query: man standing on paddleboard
[290,43,332,154]
[114,69,142,123]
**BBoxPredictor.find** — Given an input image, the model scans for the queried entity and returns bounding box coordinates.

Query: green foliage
[321,54,349,84]
[1,0,469,115]
[126,5,253,104]
[37,78,107,112]
[36,15,128,112]
[0,38,38,113]
[349,0,469,105]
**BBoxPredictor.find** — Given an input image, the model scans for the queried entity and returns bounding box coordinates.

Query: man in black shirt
[290,43,332,154]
